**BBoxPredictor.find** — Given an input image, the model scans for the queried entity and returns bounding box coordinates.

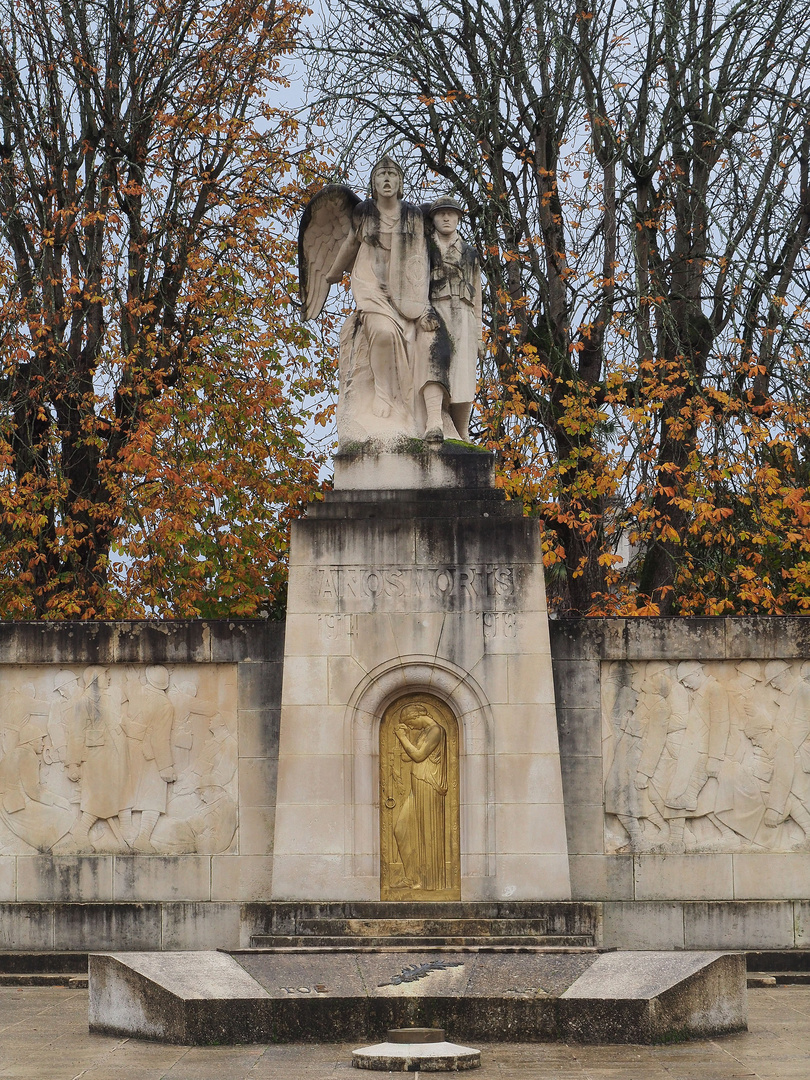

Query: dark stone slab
[724,616,810,659]
[0,619,283,666]
[551,660,601,712]
[310,488,519,521]
[237,661,284,711]
[0,904,54,950]
[112,621,210,663]
[0,952,88,973]
[209,620,285,663]
[556,708,602,757]
[0,622,117,665]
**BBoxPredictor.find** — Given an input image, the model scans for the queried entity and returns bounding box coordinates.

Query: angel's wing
[298,184,361,321]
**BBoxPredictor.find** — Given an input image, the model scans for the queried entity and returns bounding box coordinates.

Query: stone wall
[552,617,810,948]
[3,615,810,952]
[0,621,283,950]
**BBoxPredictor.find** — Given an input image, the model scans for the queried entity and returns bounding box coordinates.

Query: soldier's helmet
[428,195,465,218]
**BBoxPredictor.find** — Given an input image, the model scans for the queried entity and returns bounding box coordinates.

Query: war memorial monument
[12,156,810,1047]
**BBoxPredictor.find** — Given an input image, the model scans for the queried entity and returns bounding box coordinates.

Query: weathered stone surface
[88,948,746,1045]
[54,903,162,950]
[0,903,54,949]
[273,481,569,903]
[602,901,685,949]
[601,658,810,856]
[550,619,810,920]
[160,901,241,951]
[559,951,747,1043]
[335,446,494,492]
[684,900,795,950]
[89,951,270,1044]
[0,662,238,859]
[352,1038,481,1071]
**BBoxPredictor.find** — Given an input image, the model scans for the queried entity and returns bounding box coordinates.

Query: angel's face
[372,166,400,199]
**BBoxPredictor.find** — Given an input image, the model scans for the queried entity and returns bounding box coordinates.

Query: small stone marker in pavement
[352,1027,481,1071]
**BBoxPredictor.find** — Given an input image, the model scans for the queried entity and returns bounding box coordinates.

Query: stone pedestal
[271,447,570,901]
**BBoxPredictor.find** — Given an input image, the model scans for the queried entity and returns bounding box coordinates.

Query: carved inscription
[0,664,238,856]
[317,565,515,609]
[603,659,810,853]
[319,614,357,640]
[481,612,517,639]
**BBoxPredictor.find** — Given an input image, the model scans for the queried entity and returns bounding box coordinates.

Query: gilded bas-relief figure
[0,665,238,855]
[380,694,460,900]
[603,659,810,853]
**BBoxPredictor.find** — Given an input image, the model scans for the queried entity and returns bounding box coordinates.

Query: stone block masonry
[0,620,284,951]
[0,614,809,950]
[553,616,810,947]
[272,452,570,904]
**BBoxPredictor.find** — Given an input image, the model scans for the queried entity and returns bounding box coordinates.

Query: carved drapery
[380,692,460,901]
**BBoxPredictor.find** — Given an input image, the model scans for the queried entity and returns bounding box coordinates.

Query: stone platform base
[2,900,810,952]
[88,948,746,1045]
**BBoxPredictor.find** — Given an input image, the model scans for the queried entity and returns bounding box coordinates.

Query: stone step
[249,934,595,949]
[0,973,88,988]
[746,950,810,972]
[295,917,578,937]
[244,901,602,943]
[749,971,810,986]
[240,943,600,955]
[0,952,89,973]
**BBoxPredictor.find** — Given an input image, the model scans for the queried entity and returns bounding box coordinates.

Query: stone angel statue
[299,157,475,446]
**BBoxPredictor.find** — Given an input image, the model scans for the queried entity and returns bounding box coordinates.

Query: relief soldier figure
[604,659,810,853]
[0,666,237,855]
[65,667,128,851]
[423,196,483,442]
[0,723,73,851]
[121,665,177,853]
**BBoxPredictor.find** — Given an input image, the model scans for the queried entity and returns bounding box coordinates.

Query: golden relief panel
[380,693,460,901]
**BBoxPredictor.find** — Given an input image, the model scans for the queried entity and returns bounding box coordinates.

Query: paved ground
[1,986,809,1078]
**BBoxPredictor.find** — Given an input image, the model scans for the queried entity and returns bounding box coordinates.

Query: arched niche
[345,654,495,886]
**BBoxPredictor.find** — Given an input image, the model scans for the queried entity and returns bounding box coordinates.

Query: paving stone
[3,984,810,1078]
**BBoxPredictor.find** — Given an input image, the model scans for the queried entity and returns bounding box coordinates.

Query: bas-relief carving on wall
[380,694,460,900]
[0,665,238,856]
[603,659,810,854]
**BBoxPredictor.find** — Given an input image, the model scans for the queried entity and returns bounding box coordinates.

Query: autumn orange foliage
[0,0,335,618]
[307,0,810,617]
